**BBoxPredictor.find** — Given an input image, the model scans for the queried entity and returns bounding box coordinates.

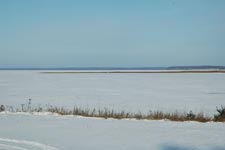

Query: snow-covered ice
[0,71,225,114]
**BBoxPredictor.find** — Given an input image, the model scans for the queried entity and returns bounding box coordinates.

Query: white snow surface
[0,113,224,150]
[0,70,225,114]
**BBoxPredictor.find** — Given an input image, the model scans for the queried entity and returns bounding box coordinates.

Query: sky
[0,0,225,68]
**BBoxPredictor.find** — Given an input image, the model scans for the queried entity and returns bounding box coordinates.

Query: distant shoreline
[41,70,225,74]
[1,66,225,71]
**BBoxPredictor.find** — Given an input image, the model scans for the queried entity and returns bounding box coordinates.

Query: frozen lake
[0,70,225,114]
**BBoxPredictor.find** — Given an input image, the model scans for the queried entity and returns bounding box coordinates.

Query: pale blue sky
[0,0,225,68]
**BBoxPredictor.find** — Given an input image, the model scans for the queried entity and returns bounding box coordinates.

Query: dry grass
[46,106,216,123]
[1,103,224,123]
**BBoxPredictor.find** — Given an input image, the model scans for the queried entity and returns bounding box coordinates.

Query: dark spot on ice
[159,144,193,150]
[208,92,225,95]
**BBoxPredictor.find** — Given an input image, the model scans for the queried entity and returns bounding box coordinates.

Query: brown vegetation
[1,102,224,123]
[46,106,219,123]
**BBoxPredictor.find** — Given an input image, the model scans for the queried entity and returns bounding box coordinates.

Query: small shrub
[34,105,43,112]
[0,105,5,112]
[186,111,196,120]
[214,105,225,122]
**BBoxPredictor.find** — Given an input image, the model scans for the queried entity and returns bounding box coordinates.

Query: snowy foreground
[0,112,225,150]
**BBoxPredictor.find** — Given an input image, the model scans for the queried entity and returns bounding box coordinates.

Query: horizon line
[1,65,225,70]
